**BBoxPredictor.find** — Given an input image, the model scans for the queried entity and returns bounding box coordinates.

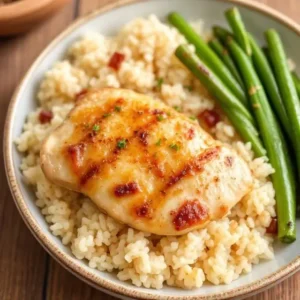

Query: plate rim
[3,0,300,299]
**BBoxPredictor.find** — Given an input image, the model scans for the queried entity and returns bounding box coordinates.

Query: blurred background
[0,1,299,299]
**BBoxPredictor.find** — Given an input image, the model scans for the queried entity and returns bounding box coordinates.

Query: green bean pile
[168,8,300,243]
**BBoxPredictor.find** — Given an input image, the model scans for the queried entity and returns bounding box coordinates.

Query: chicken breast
[41,88,253,235]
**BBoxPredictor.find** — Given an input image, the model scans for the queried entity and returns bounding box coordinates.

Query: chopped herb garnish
[184,85,193,92]
[92,124,100,132]
[173,106,182,112]
[155,139,162,146]
[114,106,122,112]
[117,139,127,149]
[169,143,180,151]
[157,114,165,121]
[189,116,197,120]
[103,113,111,118]
[156,78,164,89]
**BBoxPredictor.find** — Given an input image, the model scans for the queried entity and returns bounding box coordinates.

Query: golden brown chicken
[40,88,253,235]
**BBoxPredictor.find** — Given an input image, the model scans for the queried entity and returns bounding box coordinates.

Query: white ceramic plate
[4,0,300,299]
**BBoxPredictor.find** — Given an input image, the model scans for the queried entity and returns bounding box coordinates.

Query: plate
[4,0,300,299]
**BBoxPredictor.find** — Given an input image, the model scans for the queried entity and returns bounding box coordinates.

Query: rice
[16,15,276,289]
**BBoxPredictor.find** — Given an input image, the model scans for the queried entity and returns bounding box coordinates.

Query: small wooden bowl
[0,0,71,36]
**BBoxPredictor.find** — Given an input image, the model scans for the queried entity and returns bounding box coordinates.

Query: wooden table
[0,0,299,299]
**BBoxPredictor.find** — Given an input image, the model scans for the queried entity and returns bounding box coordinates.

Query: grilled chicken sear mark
[41,88,253,235]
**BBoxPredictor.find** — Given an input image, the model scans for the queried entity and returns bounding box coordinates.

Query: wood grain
[0,1,76,300]
[0,0,299,300]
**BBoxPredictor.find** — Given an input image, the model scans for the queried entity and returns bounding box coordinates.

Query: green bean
[262,46,269,59]
[214,27,292,139]
[213,26,232,43]
[264,46,300,104]
[266,29,300,180]
[226,37,296,243]
[168,12,248,107]
[208,38,244,87]
[225,7,252,56]
[291,71,300,99]
[248,33,291,139]
[175,44,265,158]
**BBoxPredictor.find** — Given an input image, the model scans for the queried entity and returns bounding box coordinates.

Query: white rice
[16,15,276,289]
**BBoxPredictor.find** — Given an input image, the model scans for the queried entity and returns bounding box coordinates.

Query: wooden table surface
[0,0,299,299]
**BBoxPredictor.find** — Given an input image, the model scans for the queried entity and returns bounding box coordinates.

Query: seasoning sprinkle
[103,113,111,118]
[117,139,127,149]
[184,85,193,92]
[189,116,197,120]
[92,124,100,132]
[169,143,180,151]
[173,106,182,112]
[156,78,164,89]
[114,106,122,112]
[157,115,165,121]
[155,139,162,146]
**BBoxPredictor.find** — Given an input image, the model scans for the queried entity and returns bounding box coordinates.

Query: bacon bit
[224,156,234,167]
[136,130,148,146]
[172,200,208,231]
[39,110,53,124]
[75,89,88,101]
[199,110,220,128]
[115,97,125,105]
[164,147,219,190]
[135,202,153,218]
[266,217,278,235]
[152,109,167,122]
[108,52,125,70]
[80,164,100,185]
[67,143,86,170]
[114,182,139,197]
[186,127,195,140]
[152,109,164,115]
